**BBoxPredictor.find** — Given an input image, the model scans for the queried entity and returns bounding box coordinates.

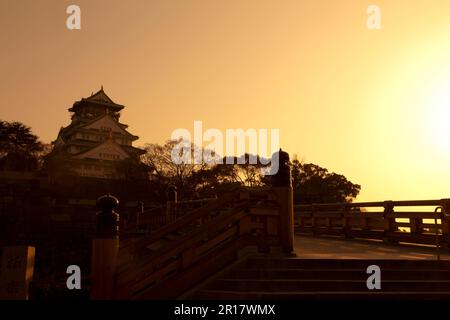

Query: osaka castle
[46,87,146,179]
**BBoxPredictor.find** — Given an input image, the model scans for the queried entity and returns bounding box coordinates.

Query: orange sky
[1,0,450,202]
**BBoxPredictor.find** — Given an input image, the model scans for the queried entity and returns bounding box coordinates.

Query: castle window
[99,152,120,160]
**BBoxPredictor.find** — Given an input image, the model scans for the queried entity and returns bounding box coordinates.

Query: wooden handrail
[117,200,251,273]
[294,198,450,248]
[112,187,293,299]
[295,199,450,209]
[176,197,218,205]
[116,205,249,287]
[120,190,241,251]
[123,196,230,233]
[111,191,450,299]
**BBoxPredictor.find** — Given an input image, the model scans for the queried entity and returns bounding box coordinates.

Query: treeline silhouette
[0,120,360,205]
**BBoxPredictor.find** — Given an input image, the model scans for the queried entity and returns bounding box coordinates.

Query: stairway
[192,257,450,300]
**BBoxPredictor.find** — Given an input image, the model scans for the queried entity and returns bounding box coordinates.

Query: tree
[290,159,360,204]
[0,120,44,171]
[141,141,360,204]
[36,142,53,169]
[200,154,268,185]
[141,139,209,201]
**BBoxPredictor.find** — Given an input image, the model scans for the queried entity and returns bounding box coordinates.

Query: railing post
[410,217,423,235]
[441,199,450,248]
[166,186,177,224]
[342,204,350,238]
[90,194,119,300]
[271,149,295,255]
[383,201,397,244]
[311,205,317,236]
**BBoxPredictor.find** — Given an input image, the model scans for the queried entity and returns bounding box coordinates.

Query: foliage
[291,159,361,204]
[141,139,209,201]
[140,140,360,203]
[0,120,361,204]
[0,120,44,171]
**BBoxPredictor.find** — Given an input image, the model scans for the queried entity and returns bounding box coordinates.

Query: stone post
[90,194,119,300]
[271,149,295,255]
[383,201,396,244]
[166,185,177,224]
[136,201,144,229]
[0,246,35,300]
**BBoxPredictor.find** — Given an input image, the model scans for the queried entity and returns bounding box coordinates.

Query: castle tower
[47,88,145,179]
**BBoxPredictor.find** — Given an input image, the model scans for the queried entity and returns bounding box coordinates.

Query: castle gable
[73,139,130,161]
[82,114,136,138]
[69,87,124,112]
[86,89,115,104]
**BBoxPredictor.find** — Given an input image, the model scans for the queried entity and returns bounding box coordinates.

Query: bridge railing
[112,187,293,299]
[122,197,219,235]
[294,199,450,247]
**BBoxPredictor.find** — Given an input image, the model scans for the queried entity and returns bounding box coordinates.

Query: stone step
[223,268,450,280]
[193,290,450,300]
[243,258,450,269]
[208,279,450,292]
[145,238,170,251]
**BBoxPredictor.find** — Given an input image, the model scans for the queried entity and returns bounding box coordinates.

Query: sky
[1,0,450,202]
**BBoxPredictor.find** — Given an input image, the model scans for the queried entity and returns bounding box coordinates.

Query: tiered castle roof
[48,88,145,178]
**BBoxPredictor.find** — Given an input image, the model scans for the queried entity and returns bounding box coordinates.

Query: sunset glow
[1,0,450,202]
[423,84,450,153]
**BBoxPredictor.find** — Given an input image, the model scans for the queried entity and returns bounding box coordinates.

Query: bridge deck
[294,235,450,260]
